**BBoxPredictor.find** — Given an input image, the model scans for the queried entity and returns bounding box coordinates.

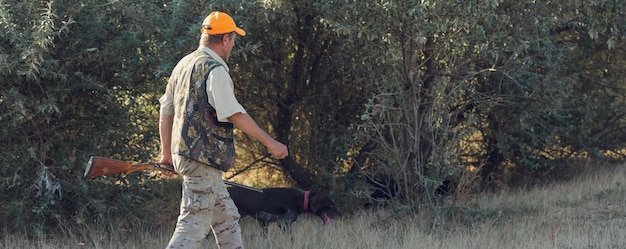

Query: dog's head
[309,193,341,225]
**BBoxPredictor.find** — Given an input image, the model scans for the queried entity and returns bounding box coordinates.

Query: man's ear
[222,32,235,44]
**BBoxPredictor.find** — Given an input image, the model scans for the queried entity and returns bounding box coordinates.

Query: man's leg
[211,180,244,249]
[166,156,218,249]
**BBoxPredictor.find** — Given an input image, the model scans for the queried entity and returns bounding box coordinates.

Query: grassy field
[2,164,624,249]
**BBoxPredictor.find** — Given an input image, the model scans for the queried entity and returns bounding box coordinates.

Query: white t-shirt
[160,46,246,123]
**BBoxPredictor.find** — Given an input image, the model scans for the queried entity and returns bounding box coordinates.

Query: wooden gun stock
[84,156,173,178]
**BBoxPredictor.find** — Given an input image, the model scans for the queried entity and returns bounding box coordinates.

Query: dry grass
[2,164,624,249]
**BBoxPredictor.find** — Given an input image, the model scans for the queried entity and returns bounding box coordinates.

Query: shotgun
[84,156,262,192]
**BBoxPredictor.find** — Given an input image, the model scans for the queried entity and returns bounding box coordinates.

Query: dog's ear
[308,194,329,212]
[309,194,322,213]
[309,193,342,222]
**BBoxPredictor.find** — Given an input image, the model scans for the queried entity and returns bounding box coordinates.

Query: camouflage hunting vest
[171,49,235,171]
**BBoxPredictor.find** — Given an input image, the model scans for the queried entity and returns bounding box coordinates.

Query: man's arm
[227,112,288,159]
[159,114,174,165]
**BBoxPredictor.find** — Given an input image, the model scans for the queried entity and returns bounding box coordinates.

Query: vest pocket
[208,132,235,169]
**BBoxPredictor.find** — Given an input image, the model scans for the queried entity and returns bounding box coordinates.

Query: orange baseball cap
[201,11,246,36]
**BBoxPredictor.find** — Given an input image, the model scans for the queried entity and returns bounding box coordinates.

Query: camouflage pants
[166,155,243,249]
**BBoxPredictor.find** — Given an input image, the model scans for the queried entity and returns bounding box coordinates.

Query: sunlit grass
[2,164,624,249]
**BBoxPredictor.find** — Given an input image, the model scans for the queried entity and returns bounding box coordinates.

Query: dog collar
[303,191,310,213]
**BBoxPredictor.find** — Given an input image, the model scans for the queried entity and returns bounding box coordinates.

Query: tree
[0,0,168,231]
[324,0,626,208]
[2,0,625,232]
[222,0,374,190]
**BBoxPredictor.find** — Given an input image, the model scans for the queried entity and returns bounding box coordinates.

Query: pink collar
[303,191,310,213]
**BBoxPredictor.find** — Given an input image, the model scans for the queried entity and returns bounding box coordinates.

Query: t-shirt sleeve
[207,66,246,122]
[159,79,175,116]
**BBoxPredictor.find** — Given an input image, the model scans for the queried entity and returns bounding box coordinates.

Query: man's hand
[159,156,176,177]
[267,141,288,159]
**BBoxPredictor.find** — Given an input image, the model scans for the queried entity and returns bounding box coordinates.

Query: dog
[227,187,341,233]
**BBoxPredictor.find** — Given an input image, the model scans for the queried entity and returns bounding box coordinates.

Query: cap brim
[235,27,246,36]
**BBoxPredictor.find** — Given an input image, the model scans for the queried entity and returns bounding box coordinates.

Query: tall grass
[3,164,624,249]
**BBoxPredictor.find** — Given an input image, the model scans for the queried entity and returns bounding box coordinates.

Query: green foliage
[0,0,167,232]
[1,0,625,232]
[463,0,626,180]
[329,0,626,208]
[218,0,374,189]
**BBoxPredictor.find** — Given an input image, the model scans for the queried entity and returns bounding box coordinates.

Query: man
[159,11,288,249]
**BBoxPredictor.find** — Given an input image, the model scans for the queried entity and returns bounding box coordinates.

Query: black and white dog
[227,187,341,233]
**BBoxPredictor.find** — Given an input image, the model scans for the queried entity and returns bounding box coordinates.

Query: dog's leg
[260,220,270,235]
[277,221,291,233]
[277,209,298,233]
